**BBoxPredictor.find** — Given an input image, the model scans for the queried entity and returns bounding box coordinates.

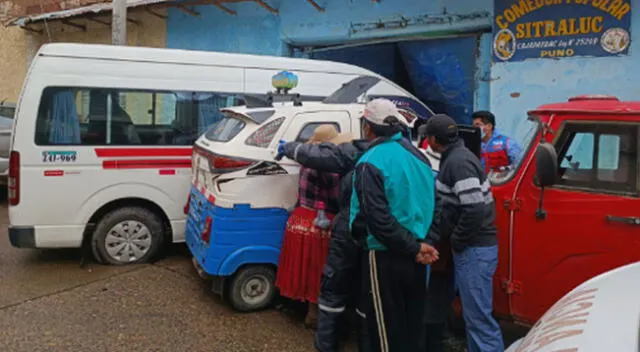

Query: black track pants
[360,250,426,352]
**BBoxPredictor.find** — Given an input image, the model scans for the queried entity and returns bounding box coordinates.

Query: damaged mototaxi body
[184,73,433,312]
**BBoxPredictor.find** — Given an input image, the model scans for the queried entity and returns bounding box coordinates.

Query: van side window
[554,123,638,194]
[34,87,243,146]
[296,122,341,143]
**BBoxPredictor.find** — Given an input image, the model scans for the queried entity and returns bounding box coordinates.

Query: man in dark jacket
[420,119,456,352]
[277,134,370,352]
[424,114,504,352]
[350,99,439,352]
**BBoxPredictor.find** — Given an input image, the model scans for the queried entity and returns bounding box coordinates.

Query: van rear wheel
[91,207,164,265]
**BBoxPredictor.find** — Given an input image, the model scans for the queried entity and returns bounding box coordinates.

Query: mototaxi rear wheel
[226,265,277,313]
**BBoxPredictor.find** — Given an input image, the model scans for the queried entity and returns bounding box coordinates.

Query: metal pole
[112,0,127,45]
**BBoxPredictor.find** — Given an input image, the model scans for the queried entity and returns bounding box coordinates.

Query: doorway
[308,35,481,125]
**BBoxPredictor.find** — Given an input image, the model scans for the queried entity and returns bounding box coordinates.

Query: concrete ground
[0,201,525,352]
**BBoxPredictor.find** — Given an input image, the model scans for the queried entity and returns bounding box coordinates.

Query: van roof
[36,43,378,76]
[530,95,640,116]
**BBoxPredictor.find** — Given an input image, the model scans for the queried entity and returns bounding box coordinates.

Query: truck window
[34,87,243,146]
[296,122,341,143]
[489,117,539,185]
[554,123,638,194]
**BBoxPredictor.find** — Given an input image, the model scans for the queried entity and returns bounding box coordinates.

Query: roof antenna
[39,3,53,43]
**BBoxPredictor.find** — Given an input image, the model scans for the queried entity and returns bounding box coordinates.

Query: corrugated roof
[6,0,172,26]
[1,0,105,23]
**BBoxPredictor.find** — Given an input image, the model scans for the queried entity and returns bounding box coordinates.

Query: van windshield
[323,76,381,104]
[489,117,540,184]
[204,112,246,142]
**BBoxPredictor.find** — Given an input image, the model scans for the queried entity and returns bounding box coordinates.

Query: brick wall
[0,25,32,103]
[0,8,167,103]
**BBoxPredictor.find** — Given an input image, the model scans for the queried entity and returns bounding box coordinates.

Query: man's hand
[274,140,287,161]
[416,243,440,265]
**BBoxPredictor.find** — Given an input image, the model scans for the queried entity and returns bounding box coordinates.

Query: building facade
[165,0,637,140]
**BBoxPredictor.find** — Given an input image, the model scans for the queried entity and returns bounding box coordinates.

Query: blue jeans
[454,245,504,352]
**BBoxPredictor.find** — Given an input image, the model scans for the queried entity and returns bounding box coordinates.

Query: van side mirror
[534,142,558,220]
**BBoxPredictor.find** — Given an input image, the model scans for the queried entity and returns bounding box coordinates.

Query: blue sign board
[493,0,632,62]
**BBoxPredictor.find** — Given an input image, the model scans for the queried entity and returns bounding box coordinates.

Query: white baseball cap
[363,98,411,127]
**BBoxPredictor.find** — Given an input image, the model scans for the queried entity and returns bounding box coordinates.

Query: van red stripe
[44,170,64,177]
[159,169,177,175]
[103,159,192,169]
[95,148,193,158]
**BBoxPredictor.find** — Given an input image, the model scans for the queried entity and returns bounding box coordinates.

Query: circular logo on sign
[493,29,516,61]
[601,28,630,54]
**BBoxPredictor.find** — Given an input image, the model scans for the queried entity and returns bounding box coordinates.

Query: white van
[8,43,428,265]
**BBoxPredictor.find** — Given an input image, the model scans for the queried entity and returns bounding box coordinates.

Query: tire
[226,265,277,312]
[91,207,165,265]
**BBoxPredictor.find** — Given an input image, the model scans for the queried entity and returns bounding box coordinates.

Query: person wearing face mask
[471,111,521,174]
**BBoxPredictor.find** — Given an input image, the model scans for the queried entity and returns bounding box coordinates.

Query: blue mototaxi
[185,73,302,312]
[186,185,289,312]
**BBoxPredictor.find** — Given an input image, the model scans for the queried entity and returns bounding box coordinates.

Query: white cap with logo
[364,98,415,127]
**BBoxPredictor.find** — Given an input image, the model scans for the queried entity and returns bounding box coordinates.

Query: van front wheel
[91,207,164,265]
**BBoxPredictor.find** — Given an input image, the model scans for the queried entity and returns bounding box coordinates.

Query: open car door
[457,124,482,160]
[416,123,481,158]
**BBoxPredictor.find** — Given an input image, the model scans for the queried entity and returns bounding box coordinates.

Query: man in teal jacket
[350,99,439,352]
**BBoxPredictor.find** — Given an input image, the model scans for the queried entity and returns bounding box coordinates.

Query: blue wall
[166,0,492,52]
[474,33,493,111]
[166,0,493,122]
[166,0,640,138]
[491,0,640,143]
[166,1,285,56]
[278,0,491,45]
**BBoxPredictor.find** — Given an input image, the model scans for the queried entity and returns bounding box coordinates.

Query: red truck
[487,94,639,325]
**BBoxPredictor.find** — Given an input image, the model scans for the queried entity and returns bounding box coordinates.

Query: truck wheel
[226,266,277,312]
[91,207,165,265]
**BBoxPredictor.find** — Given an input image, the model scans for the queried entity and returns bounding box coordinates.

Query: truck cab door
[511,121,640,324]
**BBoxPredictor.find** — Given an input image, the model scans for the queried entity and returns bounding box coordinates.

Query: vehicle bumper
[9,226,36,248]
[7,223,84,248]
